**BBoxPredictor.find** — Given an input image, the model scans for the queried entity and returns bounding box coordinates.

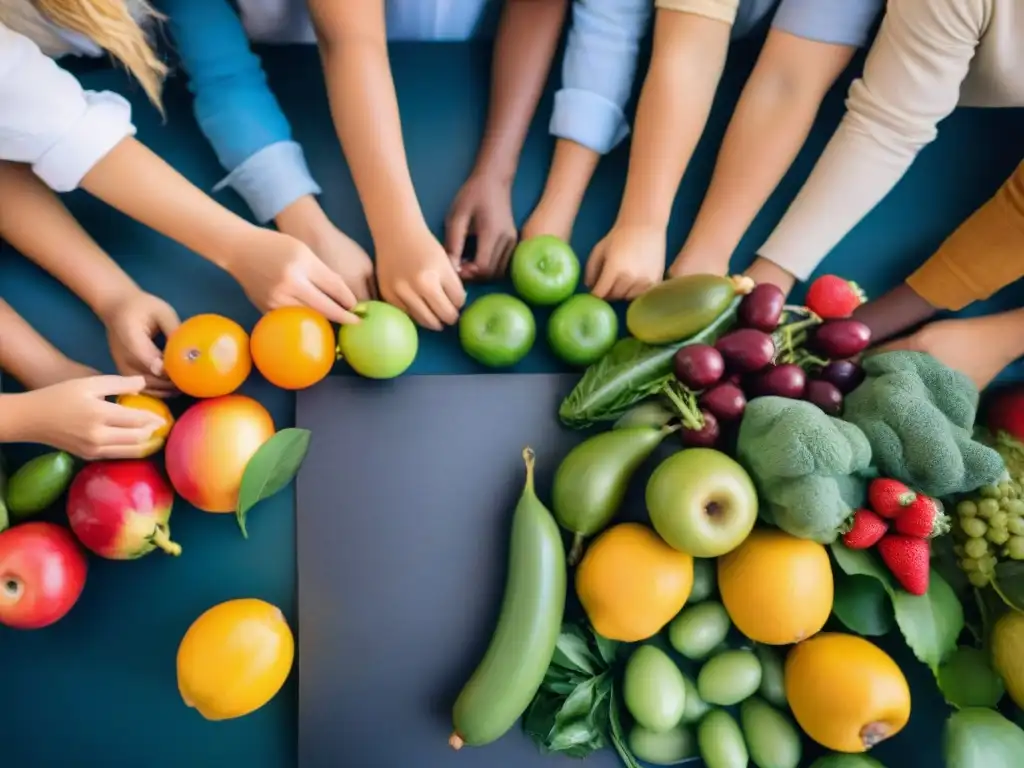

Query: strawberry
[868,478,917,519]
[805,275,866,319]
[842,509,889,549]
[894,495,949,539]
[877,535,930,596]
[987,387,1024,443]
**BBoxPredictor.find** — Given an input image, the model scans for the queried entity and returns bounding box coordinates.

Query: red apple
[0,522,87,629]
[67,460,180,560]
[165,395,275,513]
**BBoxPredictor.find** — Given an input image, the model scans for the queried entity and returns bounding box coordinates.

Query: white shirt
[0,21,135,192]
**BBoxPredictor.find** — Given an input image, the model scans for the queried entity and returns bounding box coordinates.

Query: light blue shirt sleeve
[770,0,883,47]
[550,0,653,155]
[158,0,321,223]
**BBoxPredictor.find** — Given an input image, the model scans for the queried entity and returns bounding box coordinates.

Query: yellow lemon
[177,598,295,721]
[785,632,910,752]
[117,394,174,457]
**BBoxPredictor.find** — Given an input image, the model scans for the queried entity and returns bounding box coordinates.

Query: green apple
[459,293,536,368]
[510,235,581,306]
[645,448,758,557]
[547,293,619,366]
[337,300,418,379]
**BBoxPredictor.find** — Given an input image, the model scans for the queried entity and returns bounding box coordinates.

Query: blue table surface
[0,41,1022,766]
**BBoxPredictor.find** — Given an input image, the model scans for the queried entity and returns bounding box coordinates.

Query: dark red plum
[805,379,844,416]
[818,359,866,394]
[715,328,775,373]
[699,382,747,421]
[812,319,872,359]
[750,363,806,399]
[738,283,786,332]
[681,409,720,448]
[674,344,725,390]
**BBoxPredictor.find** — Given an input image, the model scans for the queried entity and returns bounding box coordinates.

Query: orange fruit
[250,307,335,390]
[785,632,911,752]
[575,523,693,642]
[177,598,295,721]
[116,394,174,457]
[164,314,252,398]
[717,528,833,645]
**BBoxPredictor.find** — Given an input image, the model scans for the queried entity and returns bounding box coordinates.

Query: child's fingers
[87,374,146,397]
[100,400,166,430]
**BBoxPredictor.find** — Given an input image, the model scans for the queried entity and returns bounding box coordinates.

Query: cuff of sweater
[550,88,629,155]
[213,141,322,224]
[905,252,986,312]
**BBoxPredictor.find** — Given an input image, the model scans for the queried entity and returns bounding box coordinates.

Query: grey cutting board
[296,374,646,768]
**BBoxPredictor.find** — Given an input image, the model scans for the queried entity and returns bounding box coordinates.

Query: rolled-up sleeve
[771,0,883,47]
[160,0,320,223]
[551,0,653,154]
[655,0,738,25]
[0,22,136,192]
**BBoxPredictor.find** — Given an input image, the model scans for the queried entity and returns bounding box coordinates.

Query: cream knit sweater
[758,0,1024,280]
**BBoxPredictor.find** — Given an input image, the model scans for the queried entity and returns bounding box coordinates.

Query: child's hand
[585,224,667,301]
[276,198,376,301]
[445,173,517,282]
[521,200,574,245]
[377,225,466,331]
[10,375,166,459]
[102,291,180,397]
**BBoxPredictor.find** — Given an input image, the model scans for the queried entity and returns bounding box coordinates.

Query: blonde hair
[34,0,167,112]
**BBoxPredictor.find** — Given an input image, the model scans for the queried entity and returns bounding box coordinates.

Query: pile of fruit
[445,268,1024,768]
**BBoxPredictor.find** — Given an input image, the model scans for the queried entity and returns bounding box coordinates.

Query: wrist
[0,393,32,443]
[471,146,518,186]
[274,195,330,241]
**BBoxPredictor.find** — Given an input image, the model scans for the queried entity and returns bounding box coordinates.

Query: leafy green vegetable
[832,572,894,636]
[523,622,641,766]
[831,543,963,671]
[559,298,739,429]
[992,561,1024,613]
[937,646,1005,709]
[236,428,312,538]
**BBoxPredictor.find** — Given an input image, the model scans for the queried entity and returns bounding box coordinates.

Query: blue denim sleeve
[550,0,653,155]
[771,0,883,47]
[158,0,321,222]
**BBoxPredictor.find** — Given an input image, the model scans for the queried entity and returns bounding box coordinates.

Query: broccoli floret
[737,397,872,543]
[844,351,1005,497]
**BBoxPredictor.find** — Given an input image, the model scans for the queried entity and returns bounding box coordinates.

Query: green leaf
[559,297,739,428]
[235,428,312,538]
[892,569,964,671]
[593,633,620,666]
[992,561,1024,612]
[608,681,643,768]
[548,719,601,753]
[832,573,895,636]
[937,646,1005,709]
[557,674,603,725]
[831,544,963,670]
[551,627,600,676]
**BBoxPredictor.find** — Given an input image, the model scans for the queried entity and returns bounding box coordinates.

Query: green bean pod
[449,448,567,750]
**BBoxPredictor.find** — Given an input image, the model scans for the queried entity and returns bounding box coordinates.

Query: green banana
[449,448,566,750]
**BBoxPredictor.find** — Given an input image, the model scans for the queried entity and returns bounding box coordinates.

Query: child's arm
[0,299,93,391]
[752,0,985,287]
[309,0,466,331]
[672,0,882,278]
[0,161,179,392]
[586,3,734,300]
[523,0,653,243]
[0,23,358,323]
[446,0,569,281]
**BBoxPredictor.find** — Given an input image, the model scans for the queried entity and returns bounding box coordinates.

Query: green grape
[1000,482,1014,498]
[1008,517,1024,536]
[969,571,991,588]
[1009,536,1024,561]
[961,557,980,572]
[964,538,989,560]
[1006,499,1024,517]
[962,517,988,538]
[954,544,966,558]
[981,485,1000,499]
[991,511,1009,530]
[979,498,1001,518]
[980,555,999,574]
[988,528,1011,545]
[957,500,979,518]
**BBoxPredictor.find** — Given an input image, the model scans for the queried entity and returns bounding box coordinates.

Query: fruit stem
[662,383,703,431]
[152,525,182,556]
[568,533,585,567]
[522,447,536,493]
[448,733,465,751]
